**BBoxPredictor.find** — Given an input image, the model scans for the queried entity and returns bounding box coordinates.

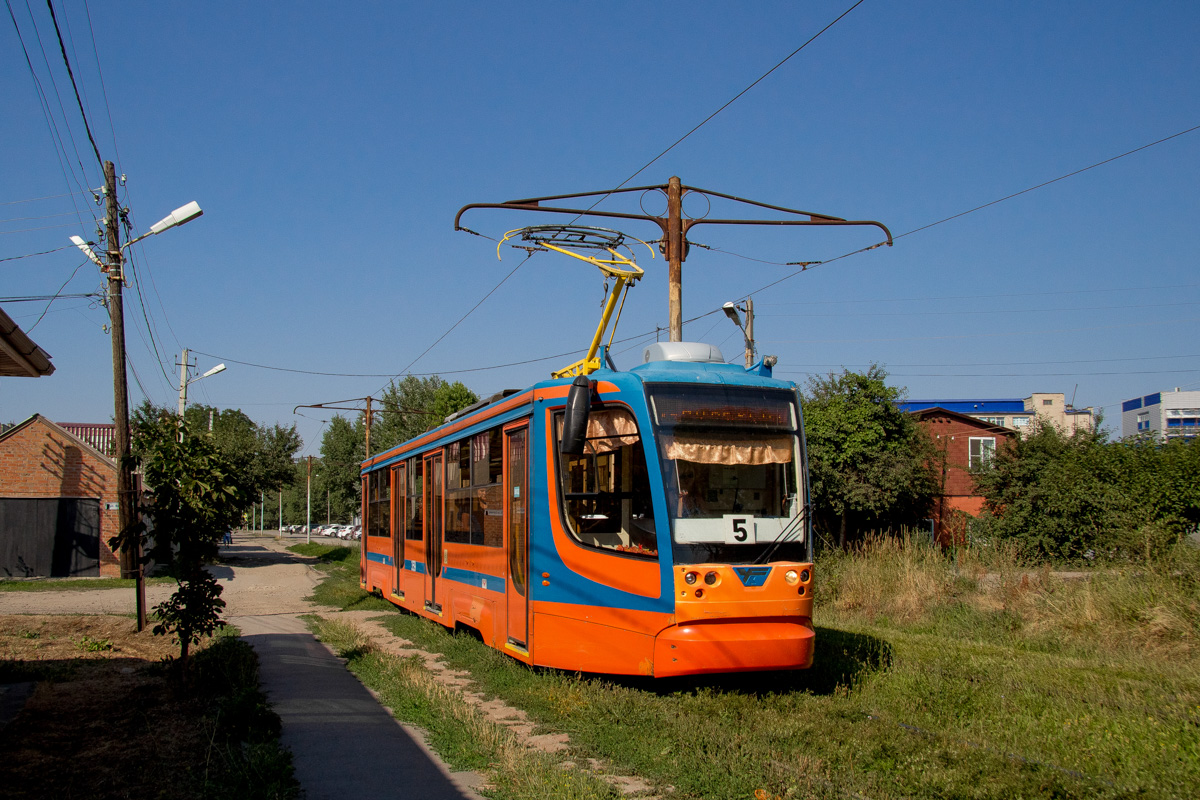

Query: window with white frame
[969,437,996,469]
[1012,416,1030,428]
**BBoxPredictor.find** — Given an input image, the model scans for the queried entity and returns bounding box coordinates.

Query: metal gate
[0,498,101,577]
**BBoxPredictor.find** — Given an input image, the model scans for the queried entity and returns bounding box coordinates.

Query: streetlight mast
[101,160,142,629]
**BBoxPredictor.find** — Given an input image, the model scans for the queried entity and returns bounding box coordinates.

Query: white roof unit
[642,342,725,364]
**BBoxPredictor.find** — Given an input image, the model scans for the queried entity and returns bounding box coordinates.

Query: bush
[970,423,1200,563]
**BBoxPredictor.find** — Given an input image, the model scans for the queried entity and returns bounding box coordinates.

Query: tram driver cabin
[360,341,814,677]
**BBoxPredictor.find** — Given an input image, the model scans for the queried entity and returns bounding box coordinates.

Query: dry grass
[818,535,1200,657]
[0,615,206,799]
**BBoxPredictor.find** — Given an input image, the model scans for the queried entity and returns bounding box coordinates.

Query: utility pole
[666,176,684,341]
[306,455,313,544]
[103,160,146,633]
[177,347,191,418]
[743,297,755,368]
[364,395,373,457]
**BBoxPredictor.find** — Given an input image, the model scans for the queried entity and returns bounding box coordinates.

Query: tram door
[423,451,444,613]
[504,424,529,646]
[391,462,405,597]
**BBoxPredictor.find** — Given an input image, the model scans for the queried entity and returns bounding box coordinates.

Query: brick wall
[0,417,121,576]
[914,410,1015,546]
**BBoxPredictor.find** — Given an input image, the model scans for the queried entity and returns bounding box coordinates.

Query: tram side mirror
[560,374,592,455]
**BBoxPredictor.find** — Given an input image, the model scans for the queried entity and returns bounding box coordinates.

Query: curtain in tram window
[664,432,793,465]
[554,408,641,454]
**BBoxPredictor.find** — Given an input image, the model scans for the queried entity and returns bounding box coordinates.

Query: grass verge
[285,542,394,611]
[0,576,173,592]
[299,537,1198,798]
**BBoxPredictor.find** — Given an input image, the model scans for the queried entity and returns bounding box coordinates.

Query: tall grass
[818,533,1200,659]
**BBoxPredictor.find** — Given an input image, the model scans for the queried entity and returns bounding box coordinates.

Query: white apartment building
[1121,389,1200,440]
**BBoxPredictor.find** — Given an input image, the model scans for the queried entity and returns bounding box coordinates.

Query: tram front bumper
[652,617,814,677]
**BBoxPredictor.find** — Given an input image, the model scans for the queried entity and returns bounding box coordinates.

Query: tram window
[448,431,504,547]
[555,406,657,559]
[649,384,807,565]
[366,470,391,539]
[405,456,423,541]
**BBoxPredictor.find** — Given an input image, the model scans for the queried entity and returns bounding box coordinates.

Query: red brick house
[0,415,121,577]
[909,407,1016,546]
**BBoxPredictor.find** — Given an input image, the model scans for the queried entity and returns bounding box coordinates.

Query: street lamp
[178,350,226,418]
[67,166,204,632]
[723,300,756,368]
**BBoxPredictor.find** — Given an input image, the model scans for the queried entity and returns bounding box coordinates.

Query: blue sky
[3,1,1198,454]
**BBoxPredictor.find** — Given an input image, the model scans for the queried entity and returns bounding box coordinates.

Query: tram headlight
[704,571,718,586]
[784,570,798,585]
[684,571,698,585]
[800,569,810,583]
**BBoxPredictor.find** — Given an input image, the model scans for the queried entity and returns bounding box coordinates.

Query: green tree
[371,375,478,452]
[133,401,302,515]
[972,422,1200,562]
[802,366,938,548]
[120,409,249,673]
[317,414,365,523]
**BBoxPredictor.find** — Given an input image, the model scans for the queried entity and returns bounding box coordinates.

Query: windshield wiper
[753,505,809,565]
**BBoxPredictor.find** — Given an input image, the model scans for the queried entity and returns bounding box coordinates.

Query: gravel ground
[0,532,321,618]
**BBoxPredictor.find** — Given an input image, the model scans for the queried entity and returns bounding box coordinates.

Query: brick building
[0,415,121,577]
[909,407,1017,545]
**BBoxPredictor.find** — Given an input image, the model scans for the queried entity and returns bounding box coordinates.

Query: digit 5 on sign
[725,515,755,544]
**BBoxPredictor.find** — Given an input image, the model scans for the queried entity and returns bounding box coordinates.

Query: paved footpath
[237,612,483,800]
[225,535,486,800]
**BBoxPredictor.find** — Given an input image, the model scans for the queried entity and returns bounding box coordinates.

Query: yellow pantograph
[497,226,652,378]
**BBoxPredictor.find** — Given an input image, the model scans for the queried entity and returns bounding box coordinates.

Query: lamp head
[722,301,743,328]
[200,363,226,379]
[148,201,203,236]
[69,235,105,268]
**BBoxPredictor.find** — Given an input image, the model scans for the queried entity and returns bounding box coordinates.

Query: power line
[431,4,867,381]
[45,0,103,167]
[5,0,93,207]
[756,283,1200,307]
[25,257,89,332]
[598,0,866,200]
[0,189,91,205]
[0,244,73,262]
[376,251,535,392]
[81,0,120,171]
[780,353,1200,370]
[759,300,1200,319]
[731,122,1200,297]
[0,292,100,302]
[764,315,1200,346]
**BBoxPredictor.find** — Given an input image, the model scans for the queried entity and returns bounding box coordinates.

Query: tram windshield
[648,384,808,565]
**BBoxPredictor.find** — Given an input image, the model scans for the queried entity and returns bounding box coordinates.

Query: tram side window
[447,430,503,547]
[405,456,423,541]
[367,470,391,539]
[555,406,657,558]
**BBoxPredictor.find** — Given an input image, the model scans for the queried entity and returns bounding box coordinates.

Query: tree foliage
[971,423,1200,562]
[132,402,302,515]
[315,414,364,524]
[123,409,250,671]
[802,366,939,547]
[371,375,478,453]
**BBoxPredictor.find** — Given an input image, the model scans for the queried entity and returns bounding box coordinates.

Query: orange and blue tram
[359,341,814,677]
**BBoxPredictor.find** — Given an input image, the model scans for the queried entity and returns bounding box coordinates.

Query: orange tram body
[360,342,814,677]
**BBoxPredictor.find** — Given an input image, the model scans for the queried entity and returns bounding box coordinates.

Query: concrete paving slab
[238,613,485,800]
